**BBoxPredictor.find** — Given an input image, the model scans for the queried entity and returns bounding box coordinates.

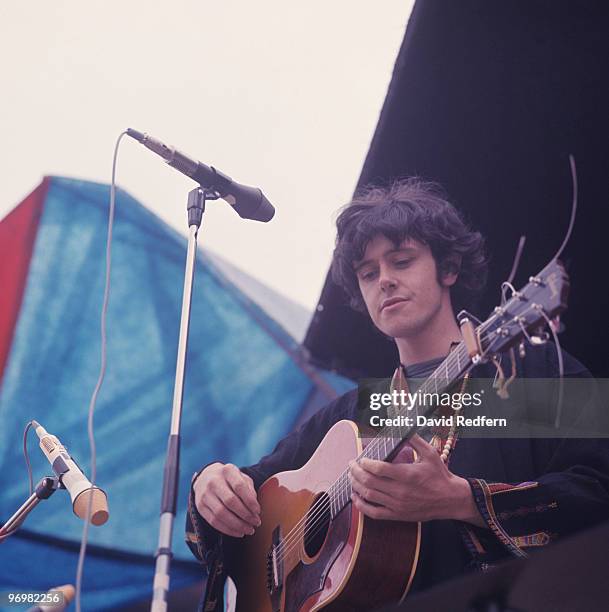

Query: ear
[440,255,461,287]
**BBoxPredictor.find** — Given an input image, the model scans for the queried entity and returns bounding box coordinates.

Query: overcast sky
[1,2,414,310]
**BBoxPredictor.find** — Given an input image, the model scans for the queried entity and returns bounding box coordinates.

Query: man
[186,179,609,608]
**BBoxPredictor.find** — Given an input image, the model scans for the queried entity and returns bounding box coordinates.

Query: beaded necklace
[390,365,471,466]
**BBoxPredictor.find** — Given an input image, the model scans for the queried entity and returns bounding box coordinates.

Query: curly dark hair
[331,178,488,314]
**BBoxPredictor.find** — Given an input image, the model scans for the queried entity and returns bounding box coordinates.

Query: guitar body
[231,420,421,611]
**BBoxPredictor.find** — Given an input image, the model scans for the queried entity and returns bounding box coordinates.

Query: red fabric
[0,177,48,383]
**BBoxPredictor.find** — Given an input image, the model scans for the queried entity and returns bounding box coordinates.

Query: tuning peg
[550,315,565,334]
[457,310,482,325]
[518,341,526,358]
[530,331,550,345]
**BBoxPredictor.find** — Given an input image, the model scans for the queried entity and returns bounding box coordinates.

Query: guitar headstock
[478,259,570,356]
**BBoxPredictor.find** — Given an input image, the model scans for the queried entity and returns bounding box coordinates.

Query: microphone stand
[151,187,212,612]
[0,476,62,541]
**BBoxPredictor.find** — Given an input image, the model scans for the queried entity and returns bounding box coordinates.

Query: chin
[382,305,438,337]
[377,318,422,340]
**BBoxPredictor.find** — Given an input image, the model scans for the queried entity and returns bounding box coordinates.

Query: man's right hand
[193,462,261,537]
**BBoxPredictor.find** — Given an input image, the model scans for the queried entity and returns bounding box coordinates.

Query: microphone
[126,128,275,222]
[32,421,109,526]
[26,584,75,612]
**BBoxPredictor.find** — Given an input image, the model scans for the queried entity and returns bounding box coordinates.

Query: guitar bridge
[266,526,284,611]
[266,546,280,592]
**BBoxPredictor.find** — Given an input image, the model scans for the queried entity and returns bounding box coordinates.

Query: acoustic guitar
[230,260,569,611]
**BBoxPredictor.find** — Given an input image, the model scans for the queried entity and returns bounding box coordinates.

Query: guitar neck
[328,341,473,518]
[368,341,472,460]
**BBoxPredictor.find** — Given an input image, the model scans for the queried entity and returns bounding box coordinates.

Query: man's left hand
[349,434,485,527]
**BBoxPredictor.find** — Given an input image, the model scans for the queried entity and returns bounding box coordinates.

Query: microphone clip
[0,476,62,541]
[187,187,218,229]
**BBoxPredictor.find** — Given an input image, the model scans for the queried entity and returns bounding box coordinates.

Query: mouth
[380,297,410,313]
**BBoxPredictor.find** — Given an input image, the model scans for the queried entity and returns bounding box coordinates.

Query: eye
[394,258,412,267]
[359,269,377,282]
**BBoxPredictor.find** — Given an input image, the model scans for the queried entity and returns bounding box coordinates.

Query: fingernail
[248,527,255,535]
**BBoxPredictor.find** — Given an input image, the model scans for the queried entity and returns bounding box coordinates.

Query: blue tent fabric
[0,177,354,610]
[2,529,202,610]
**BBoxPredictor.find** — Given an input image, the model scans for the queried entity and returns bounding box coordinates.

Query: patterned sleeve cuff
[185,468,222,566]
[459,477,558,567]
[467,478,532,558]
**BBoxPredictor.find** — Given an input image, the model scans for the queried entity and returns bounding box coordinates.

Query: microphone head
[126,127,146,142]
[50,584,76,611]
[72,487,109,526]
[229,184,275,222]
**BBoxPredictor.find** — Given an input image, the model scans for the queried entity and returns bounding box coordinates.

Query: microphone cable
[74,130,127,612]
[0,422,34,542]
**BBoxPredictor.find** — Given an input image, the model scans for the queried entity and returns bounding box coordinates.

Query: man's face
[354,235,456,340]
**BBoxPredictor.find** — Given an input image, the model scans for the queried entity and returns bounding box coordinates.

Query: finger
[392,442,416,465]
[203,494,257,536]
[214,518,251,538]
[220,489,260,527]
[407,434,437,461]
[350,461,411,499]
[351,492,393,520]
[241,473,262,512]
[198,499,245,537]
[355,458,416,486]
[224,468,261,521]
[350,459,391,485]
[350,460,377,489]
[226,468,261,513]
[350,476,398,508]
[212,514,253,538]
[357,457,402,480]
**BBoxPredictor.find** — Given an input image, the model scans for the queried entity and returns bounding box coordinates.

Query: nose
[379,265,397,292]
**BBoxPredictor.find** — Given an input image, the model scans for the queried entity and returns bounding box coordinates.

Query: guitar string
[273,355,472,566]
[273,339,509,567]
[272,348,470,566]
[286,290,558,562]
[273,327,514,566]
[281,296,557,567]
[276,283,559,566]
[273,315,508,565]
[275,295,551,564]
[273,321,510,565]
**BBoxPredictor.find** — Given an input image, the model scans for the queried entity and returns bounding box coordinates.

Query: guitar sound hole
[303,493,331,557]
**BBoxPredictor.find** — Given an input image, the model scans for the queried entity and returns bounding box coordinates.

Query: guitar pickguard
[284,504,352,612]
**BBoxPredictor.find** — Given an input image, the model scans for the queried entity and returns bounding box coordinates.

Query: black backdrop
[304,0,609,379]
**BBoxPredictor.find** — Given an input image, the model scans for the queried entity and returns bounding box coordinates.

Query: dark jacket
[185,343,609,609]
